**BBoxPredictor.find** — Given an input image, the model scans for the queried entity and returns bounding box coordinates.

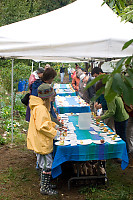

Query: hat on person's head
[37,83,55,99]
[36,67,44,74]
[80,73,85,81]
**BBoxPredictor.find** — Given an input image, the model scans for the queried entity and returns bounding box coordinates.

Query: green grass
[78,160,133,200]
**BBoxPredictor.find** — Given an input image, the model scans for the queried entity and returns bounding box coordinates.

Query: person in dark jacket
[60,64,65,83]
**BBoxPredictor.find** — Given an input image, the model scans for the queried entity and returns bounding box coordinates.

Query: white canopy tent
[0,0,133,60]
[0,0,133,143]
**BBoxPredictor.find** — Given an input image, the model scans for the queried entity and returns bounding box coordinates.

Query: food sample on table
[100,123,104,126]
[100,139,105,143]
[59,140,65,145]
[111,134,118,140]
[103,127,108,132]
[62,132,67,136]
[108,130,113,134]
[79,140,83,144]
[60,136,65,140]
[96,121,100,125]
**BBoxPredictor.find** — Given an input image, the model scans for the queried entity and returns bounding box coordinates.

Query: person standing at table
[71,68,76,79]
[88,67,104,111]
[27,83,58,195]
[94,80,115,131]
[78,72,95,111]
[124,103,133,167]
[60,64,65,83]
[72,68,83,96]
[91,67,103,78]
[67,64,72,82]
[29,67,45,87]
[26,67,57,122]
[79,73,90,103]
[29,68,60,171]
[95,81,129,152]
[75,63,79,70]
[30,67,57,96]
[26,67,45,122]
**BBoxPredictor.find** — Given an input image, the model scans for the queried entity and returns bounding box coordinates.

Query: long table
[54,83,71,89]
[52,115,129,179]
[55,88,76,96]
[55,96,91,114]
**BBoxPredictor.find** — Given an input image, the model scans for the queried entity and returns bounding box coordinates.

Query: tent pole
[31,61,34,73]
[11,59,14,143]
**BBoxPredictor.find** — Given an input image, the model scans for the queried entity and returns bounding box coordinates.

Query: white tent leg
[11,59,14,143]
[31,61,34,73]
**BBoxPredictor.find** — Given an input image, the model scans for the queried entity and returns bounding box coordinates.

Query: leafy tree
[103,0,133,23]
[0,0,75,26]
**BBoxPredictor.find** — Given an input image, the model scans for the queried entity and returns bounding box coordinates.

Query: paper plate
[55,141,70,146]
[77,139,92,145]
[107,131,115,135]
[56,137,70,141]
[99,133,107,137]
[92,140,105,144]
[106,140,116,144]
[112,137,122,142]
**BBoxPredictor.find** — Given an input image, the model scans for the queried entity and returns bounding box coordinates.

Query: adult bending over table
[95,80,129,153]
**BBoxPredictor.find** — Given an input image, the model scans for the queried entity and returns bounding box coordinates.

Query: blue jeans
[114,119,129,152]
[60,73,65,83]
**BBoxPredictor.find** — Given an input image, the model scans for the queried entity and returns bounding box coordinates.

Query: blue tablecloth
[52,115,129,178]
[54,84,71,89]
[55,96,91,114]
[55,88,76,96]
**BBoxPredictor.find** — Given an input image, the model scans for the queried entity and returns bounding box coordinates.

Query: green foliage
[120,5,133,23]
[103,0,133,23]
[0,61,31,92]
[0,135,6,145]
[0,91,28,145]
[0,0,75,26]
[87,56,133,106]
[85,74,106,89]
[122,39,133,50]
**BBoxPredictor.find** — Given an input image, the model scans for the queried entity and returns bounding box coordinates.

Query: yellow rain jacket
[27,95,57,155]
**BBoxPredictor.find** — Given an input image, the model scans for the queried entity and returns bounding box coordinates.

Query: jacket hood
[29,95,44,110]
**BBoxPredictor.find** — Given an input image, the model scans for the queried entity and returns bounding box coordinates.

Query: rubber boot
[40,171,58,195]
[39,168,56,189]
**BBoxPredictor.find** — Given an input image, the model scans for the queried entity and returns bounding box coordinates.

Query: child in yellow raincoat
[27,83,58,195]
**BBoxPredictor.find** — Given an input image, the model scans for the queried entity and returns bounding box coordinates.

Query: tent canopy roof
[0,0,133,60]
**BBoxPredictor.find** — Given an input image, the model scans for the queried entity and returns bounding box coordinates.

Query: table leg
[68,161,109,190]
